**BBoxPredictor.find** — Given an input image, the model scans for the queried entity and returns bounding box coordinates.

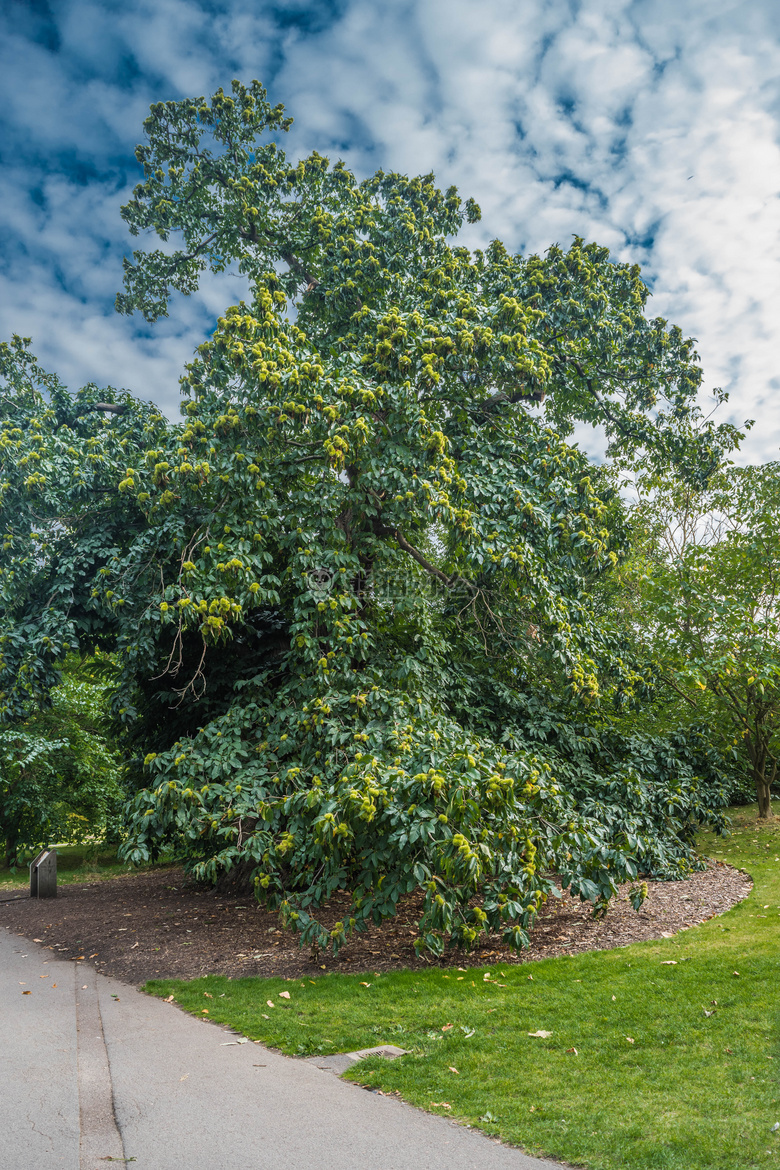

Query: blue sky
[2,0,779,461]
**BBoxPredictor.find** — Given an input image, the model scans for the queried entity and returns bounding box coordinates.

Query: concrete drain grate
[307,1044,408,1076]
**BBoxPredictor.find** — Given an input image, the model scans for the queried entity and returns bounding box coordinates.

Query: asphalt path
[0,926,566,1170]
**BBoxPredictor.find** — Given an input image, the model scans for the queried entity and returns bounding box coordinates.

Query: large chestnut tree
[0,82,737,952]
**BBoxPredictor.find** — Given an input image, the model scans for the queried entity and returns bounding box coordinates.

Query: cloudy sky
[2,0,778,461]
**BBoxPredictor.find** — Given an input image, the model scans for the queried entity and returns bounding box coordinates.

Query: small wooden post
[30,849,57,898]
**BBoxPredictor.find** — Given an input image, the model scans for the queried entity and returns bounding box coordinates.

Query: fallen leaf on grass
[733,971,740,977]
[566,1047,578,1055]
[266,1000,275,1008]
[203,992,213,999]
[448,1066,459,1074]
[704,1010,715,1017]
[359,982,371,987]
[278,991,290,1000]
[201,1009,209,1014]
[164,995,175,1003]
[441,1024,454,1032]
[528,1030,553,1038]
[661,961,677,966]
[625,1036,635,1044]
[431,1102,451,1109]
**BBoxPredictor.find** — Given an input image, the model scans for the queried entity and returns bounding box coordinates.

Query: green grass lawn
[0,843,173,888]
[146,805,780,1170]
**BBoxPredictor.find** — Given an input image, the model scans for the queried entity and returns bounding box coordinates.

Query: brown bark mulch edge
[0,859,751,986]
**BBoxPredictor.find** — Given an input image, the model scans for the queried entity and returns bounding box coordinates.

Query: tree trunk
[756,777,773,819]
[748,737,772,819]
[4,828,20,869]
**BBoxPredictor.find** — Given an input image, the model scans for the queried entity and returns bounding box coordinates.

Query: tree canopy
[0,80,740,952]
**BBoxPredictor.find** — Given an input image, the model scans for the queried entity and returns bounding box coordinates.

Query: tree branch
[54,403,128,432]
[392,528,477,595]
[477,385,546,412]
[280,251,319,291]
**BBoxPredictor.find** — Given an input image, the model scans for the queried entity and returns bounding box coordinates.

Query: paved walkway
[0,926,565,1170]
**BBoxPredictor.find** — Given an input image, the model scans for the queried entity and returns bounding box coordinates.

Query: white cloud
[1,0,779,459]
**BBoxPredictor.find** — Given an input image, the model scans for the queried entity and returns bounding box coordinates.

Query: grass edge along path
[146,807,780,1170]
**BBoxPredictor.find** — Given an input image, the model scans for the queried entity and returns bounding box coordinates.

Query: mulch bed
[0,860,751,985]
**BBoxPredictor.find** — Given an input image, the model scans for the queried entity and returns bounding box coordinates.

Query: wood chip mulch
[0,860,751,985]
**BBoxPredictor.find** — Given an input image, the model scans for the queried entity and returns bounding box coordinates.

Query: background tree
[0,657,125,866]
[0,336,168,722]
[626,463,780,817]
